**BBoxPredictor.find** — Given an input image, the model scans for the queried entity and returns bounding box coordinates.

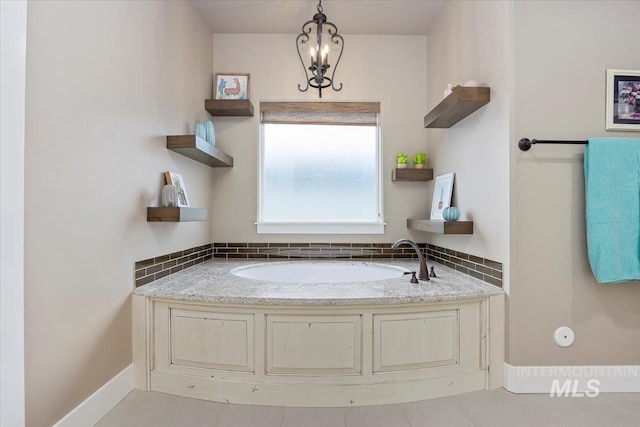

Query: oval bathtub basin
[229,262,409,283]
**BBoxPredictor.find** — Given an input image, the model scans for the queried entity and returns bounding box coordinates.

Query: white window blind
[258,102,383,234]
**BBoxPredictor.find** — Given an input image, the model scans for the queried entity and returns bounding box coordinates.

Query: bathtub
[229,261,409,283]
[132,259,504,406]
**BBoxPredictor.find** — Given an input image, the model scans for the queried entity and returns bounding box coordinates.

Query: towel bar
[518,138,588,151]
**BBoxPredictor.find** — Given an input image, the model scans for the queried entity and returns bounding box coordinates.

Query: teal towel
[585,137,640,283]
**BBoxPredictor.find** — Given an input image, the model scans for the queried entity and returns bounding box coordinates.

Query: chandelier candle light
[296,0,344,98]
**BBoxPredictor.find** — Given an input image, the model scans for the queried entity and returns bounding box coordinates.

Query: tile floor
[96,388,640,427]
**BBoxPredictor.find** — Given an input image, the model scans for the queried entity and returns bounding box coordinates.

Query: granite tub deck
[132,259,505,407]
[132,258,503,305]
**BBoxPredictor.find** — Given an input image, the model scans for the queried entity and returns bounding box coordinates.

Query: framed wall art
[606,69,640,131]
[430,172,455,220]
[215,73,250,100]
[164,171,189,207]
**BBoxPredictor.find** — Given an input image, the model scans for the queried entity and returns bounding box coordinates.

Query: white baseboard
[53,364,134,427]
[503,363,640,393]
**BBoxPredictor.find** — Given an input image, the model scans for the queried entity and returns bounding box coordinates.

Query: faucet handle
[403,271,419,284]
[429,266,437,278]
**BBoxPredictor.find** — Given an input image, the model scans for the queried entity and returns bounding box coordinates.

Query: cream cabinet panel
[170,309,254,372]
[266,315,362,375]
[373,310,458,372]
[140,299,497,406]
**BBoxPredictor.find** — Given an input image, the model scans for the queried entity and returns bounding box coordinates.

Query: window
[258,102,383,234]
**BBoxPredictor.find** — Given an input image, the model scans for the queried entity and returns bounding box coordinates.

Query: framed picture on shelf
[164,171,189,207]
[214,73,250,100]
[430,172,455,220]
[606,69,640,131]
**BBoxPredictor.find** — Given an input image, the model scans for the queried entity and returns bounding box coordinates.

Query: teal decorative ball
[442,206,460,221]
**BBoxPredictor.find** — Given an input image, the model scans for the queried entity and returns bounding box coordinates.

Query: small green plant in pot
[413,152,427,169]
[396,152,408,169]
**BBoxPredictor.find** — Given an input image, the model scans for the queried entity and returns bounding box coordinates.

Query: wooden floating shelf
[205,99,254,117]
[407,219,473,235]
[147,207,208,222]
[424,87,490,128]
[166,135,233,168]
[392,168,433,182]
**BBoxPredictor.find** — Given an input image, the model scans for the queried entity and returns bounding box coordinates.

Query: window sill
[256,222,385,235]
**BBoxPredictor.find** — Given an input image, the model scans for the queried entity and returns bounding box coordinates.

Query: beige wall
[1,1,27,425]
[427,0,640,367]
[24,1,213,426]
[511,0,640,365]
[209,34,429,243]
[426,1,511,266]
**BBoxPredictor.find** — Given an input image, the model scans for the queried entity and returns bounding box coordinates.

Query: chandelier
[296,0,344,98]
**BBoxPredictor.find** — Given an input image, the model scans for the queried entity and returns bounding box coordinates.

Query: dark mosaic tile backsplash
[134,244,212,287]
[134,242,502,288]
[212,242,425,260]
[426,244,503,288]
